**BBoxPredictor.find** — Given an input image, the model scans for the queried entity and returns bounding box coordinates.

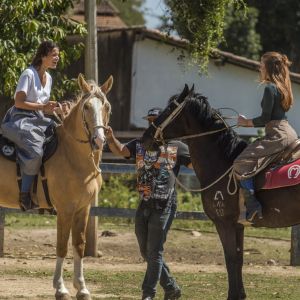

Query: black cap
[142,107,163,120]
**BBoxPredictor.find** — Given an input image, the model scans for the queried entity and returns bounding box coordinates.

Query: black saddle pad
[0,124,58,162]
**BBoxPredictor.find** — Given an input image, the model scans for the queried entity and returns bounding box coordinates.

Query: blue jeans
[135,203,179,298]
[240,178,255,193]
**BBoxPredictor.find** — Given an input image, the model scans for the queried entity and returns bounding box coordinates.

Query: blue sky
[142,0,168,29]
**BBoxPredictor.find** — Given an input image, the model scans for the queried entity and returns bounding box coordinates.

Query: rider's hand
[61,101,72,116]
[43,101,57,114]
[237,115,248,127]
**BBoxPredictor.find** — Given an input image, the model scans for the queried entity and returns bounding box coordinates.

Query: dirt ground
[0,226,299,299]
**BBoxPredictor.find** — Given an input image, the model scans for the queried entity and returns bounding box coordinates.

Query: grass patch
[5,213,56,228]
[1,268,300,299]
[5,213,292,241]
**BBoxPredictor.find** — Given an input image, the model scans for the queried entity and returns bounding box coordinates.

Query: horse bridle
[151,96,237,144]
[151,98,187,142]
[65,93,108,146]
[150,95,238,194]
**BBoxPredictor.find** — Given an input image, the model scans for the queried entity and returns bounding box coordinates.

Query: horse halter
[151,96,236,144]
[150,95,239,194]
[151,98,187,142]
[74,91,109,147]
[80,91,110,174]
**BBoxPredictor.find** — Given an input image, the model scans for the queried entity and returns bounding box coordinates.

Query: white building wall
[131,38,300,136]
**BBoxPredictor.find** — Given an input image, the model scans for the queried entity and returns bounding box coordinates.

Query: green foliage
[5,213,56,228]
[169,0,300,71]
[177,188,202,211]
[247,0,300,72]
[109,0,146,26]
[220,6,262,60]
[0,0,87,99]
[101,174,139,208]
[249,128,265,143]
[164,0,246,71]
[100,173,202,211]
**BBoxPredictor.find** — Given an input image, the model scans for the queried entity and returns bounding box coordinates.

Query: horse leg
[236,223,246,299]
[72,205,91,300]
[215,222,244,300]
[53,211,73,300]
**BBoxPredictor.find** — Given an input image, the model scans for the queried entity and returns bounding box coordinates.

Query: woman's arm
[15,91,57,112]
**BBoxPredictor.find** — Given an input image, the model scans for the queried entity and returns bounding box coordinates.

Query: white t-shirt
[14,66,52,104]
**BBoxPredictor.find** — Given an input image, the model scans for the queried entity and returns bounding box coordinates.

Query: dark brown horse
[141,85,300,300]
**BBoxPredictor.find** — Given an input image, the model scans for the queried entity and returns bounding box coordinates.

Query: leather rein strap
[155,96,238,194]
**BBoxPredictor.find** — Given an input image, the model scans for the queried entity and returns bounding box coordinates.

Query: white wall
[131,38,300,136]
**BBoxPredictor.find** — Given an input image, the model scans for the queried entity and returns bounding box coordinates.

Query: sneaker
[164,288,181,300]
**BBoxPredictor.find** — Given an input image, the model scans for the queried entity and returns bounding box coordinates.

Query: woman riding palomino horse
[1,40,59,211]
[233,52,298,223]
[0,72,113,300]
[140,53,300,300]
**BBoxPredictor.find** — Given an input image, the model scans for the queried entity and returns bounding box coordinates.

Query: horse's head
[77,73,113,150]
[141,84,194,149]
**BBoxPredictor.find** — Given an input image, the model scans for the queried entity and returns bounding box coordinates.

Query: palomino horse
[0,74,113,300]
[141,85,300,300]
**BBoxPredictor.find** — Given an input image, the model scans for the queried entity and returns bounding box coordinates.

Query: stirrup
[246,208,263,223]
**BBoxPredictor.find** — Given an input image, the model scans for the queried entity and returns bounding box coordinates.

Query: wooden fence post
[290,225,300,266]
[84,206,98,257]
[83,0,98,258]
[0,207,5,257]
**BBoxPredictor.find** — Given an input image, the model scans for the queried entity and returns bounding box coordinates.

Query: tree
[160,2,261,61]
[220,6,261,60]
[163,0,246,70]
[0,0,87,100]
[109,0,145,26]
[247,0,300,72]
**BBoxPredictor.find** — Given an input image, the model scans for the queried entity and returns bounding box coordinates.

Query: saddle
[0,124,58,162]
[0,124,58,211]
[255,139,300,190]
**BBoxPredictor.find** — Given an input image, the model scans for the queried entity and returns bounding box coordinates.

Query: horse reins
[151,98,238,143]
[155,97,238,194]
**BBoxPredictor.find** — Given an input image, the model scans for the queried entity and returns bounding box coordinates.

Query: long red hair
[260,52,293,111]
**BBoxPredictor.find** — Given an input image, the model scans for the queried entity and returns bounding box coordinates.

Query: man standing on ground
[105,107,192,300]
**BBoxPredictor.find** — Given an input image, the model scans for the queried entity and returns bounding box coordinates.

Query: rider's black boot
[19,192,38,211]
[242,188,263,222]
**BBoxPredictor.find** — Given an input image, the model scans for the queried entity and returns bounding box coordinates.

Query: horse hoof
[76,292,92,300]
[55,293,72,300]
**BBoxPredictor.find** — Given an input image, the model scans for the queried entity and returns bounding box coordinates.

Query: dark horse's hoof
[19,192,38,211]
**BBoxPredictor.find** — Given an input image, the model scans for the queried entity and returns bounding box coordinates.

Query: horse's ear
[78,73,91,93]
[189,84,195,94]
[177,84,190,103]
[101,75,113,95]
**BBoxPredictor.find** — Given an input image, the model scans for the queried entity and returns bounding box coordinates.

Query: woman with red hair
[234,52,298,223]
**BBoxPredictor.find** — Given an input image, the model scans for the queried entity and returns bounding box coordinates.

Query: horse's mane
[175,93,248,162]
